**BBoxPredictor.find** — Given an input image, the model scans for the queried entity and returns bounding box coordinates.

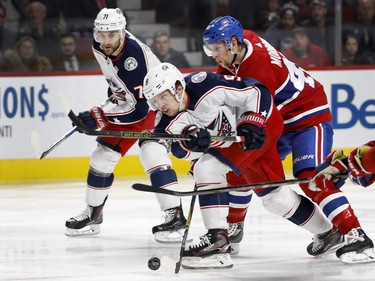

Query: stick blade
[132,183,153,192]
[39,150,49,160]
[132,183,183,196]
[30,130,42,159]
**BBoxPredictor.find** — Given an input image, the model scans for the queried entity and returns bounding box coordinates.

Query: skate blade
[65,225,100,237]
[181,254,233,269]
[340,248,375,264]
[230,243,240,255]
[154,229,191,243]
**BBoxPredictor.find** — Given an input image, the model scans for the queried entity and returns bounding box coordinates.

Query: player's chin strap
[229,42,243,65]
[175,88,186,112]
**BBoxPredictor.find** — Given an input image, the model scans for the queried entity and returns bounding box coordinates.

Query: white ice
[1,177,375,281]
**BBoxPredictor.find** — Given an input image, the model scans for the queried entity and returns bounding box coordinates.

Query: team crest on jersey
[154,111,162,127]
[191,72,207,83]
[207,110,233,136]
[124,57,138,71]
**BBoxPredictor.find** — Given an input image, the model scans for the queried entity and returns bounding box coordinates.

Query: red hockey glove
[236,112,266,152]
[308,149,348,192]
[181,124,211,152]
[78,106,108,130]
[348,145,375,187]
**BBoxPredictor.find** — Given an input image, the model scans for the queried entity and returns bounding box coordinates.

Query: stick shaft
[132,175,347,196]
[39,127,77,159]
[39,98,113,159]
[69,110,244,142]
[132,177,312,197]
[175,185,198,273]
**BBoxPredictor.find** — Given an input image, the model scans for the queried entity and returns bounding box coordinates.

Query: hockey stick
[39,127,78,159]
[69,109,244,142]
[38,97,113,159]
[175,185,198,273]
[133,177,313,197]
[133,175,348,197]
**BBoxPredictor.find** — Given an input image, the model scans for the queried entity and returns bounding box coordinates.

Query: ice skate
[336,228,375,264]
[181,229,233,269]
[307,227,345,256]
[65,196,107,236]
[228,221,244,255]
[152,206,187,243]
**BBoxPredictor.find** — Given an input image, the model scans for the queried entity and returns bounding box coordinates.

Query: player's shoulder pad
[185,71,218,86]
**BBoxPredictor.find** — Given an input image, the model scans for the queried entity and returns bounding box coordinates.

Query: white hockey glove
[309,149,348,192]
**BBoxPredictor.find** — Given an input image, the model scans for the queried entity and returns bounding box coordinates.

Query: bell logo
[331,84,375,129]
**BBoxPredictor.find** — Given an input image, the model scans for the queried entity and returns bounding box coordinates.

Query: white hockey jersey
[92,31,160,125]
[154,72,274,160]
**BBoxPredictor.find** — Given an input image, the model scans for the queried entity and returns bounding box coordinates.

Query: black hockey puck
[148,257,161,270]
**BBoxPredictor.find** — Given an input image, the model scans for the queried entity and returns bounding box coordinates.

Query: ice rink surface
[1,176,375,281]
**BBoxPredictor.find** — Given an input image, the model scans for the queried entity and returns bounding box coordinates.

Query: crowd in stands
[0,0,374,72]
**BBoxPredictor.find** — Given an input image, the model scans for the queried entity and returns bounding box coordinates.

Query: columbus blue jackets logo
[191,72,207,83]
[207,110,233,136]
[124,57,138,71]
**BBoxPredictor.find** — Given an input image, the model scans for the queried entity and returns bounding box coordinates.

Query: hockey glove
[236,112,266,152]
[77,106,108,130]
[348,145,375,187]
[181,124,211,152]
[308,149,348,192]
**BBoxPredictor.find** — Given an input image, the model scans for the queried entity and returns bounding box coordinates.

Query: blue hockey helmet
[203,16,243,56]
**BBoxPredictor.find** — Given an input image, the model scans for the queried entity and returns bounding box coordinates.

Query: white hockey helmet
[93,8,126,43]
[143,63,186,111]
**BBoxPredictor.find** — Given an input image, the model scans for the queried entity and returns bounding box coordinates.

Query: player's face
[97,30,121,55]
[204,41,233,68]
[149,90,180,117]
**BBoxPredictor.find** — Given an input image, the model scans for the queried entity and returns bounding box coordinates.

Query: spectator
[51,33,95,71]
[17,1,60,60]
[263,2,300,51]
[151,30,191,68]
[0,0,23,33]
[342,33,374,65]
[254,0,281,34]
[283,27,332,67]
[3,35,52,71]
[301,0,335,61]
[293,0,311,23]
[0,3,17,52]
[343,0,375,59]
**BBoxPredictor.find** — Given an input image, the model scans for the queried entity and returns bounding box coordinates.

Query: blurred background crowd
[0,0,374,72]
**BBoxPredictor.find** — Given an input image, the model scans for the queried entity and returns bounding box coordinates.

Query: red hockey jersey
[216,30,332,133]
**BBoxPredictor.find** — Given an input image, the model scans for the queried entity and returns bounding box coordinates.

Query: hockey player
[308,140,375,263]
[142,62,336,269]
[202,15,374,259]
[64,8,187,242]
